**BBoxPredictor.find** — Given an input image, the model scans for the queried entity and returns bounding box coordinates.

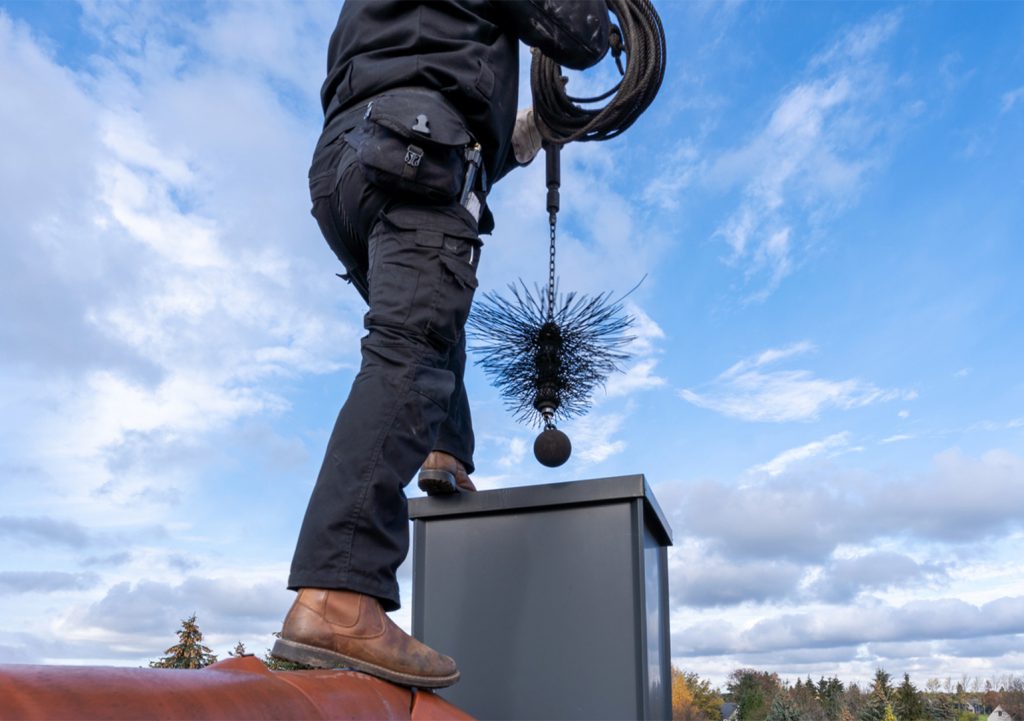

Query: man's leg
[281,168,480,684]
[289,199,480,600]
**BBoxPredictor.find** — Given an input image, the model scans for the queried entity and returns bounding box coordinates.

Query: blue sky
[1,0,1022,687]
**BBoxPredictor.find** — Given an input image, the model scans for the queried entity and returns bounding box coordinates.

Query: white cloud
[750,432,851,477]
[0,517,94,548]
[642,11,909,300]
[624,304,666,356]
[1000,86,1024,114]
[568,412,627,464]
[892,448,1024,539]
[641,141,700,211]
[881,433,912,444]
[497,437,528,469]
[669,543,805,607]
[723,341,817,376]
[196,2,336,100]
[810,10,902,67]
[102,112,194,185]
[971,417,1024,432]
[72,575,290,637]
[72,371,281,453]
[677,447,1024,564]
[604,358,667,398]
[599,304,667,399]
[673,595,1024,656]
[0,3,367,517]
[808,551,948,603]
[681,342,909,422]
[746,227,793,301]
[706,65,871,299]
[97,156,227,269]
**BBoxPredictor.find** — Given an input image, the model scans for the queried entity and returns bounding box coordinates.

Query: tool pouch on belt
[351,89,472,203]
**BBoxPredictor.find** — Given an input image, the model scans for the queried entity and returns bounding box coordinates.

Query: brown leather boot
[271,588,459,688]
[417,451,476,495]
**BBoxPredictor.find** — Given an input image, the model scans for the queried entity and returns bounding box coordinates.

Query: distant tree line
[672,666,1024,721]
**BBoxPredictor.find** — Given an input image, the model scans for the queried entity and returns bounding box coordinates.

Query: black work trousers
[288,135,481,611]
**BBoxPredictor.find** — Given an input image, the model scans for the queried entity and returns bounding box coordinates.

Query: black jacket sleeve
[492,0,610,70]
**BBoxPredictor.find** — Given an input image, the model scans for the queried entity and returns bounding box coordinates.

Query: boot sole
[417,469,458,496]
[270,637,460,689]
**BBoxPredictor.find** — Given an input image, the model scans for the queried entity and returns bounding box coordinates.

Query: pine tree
[861,689,890,721]
[150,613,218,669]
[820,677,847,721]
[229,641,249,657]
[895,673,926,721]
[766,692,802,721]
[872,669,895,703]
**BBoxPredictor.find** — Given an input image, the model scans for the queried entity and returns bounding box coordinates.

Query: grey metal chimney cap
[409,473,672,546]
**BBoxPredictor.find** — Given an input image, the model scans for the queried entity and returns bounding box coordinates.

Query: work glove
[511,107,543,165]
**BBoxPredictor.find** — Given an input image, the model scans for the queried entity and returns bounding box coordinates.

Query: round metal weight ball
[534,427,572,467]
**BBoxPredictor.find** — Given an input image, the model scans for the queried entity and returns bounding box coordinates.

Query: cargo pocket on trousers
[429,242,479,347]
[367,261,420,333]
[371,205,480,345]
[366,217,422,333]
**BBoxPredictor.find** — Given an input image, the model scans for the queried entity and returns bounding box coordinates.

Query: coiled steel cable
[531,0,666,145]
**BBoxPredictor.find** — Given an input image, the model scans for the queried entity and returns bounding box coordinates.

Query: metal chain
[547,211,557,321]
